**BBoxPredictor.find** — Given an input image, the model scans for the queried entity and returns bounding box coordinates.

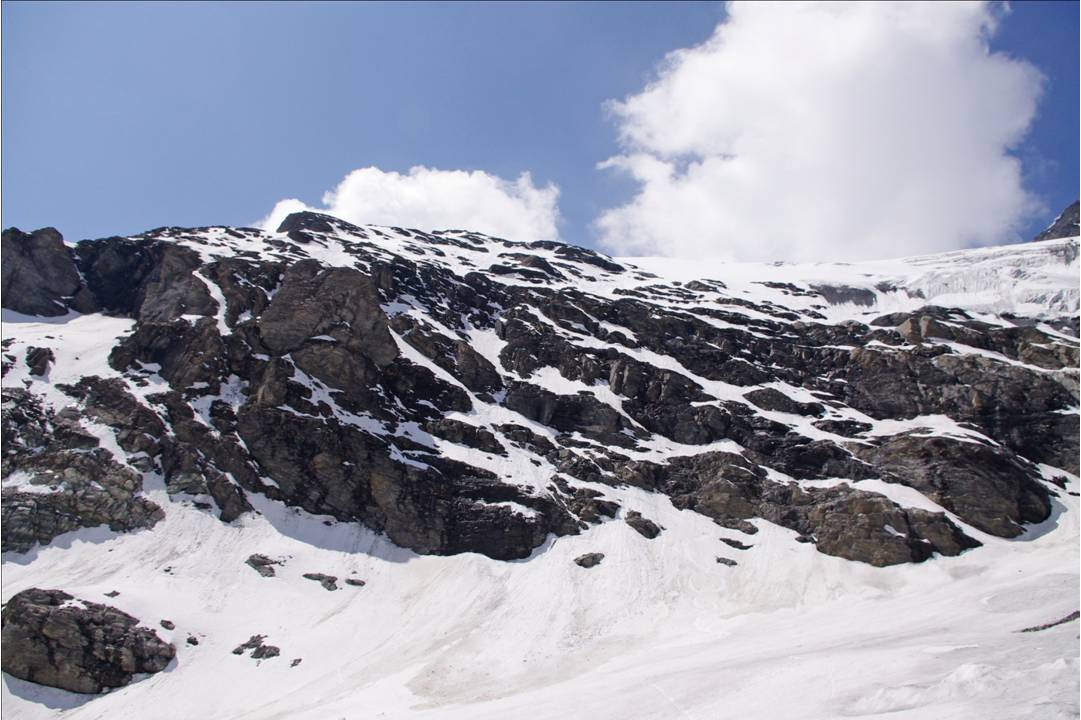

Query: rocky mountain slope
[1035,200,1080,243]
[2,211,1078,719]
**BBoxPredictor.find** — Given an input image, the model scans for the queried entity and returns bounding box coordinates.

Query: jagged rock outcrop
[1033,200,1079,242]
[1,588,175,693]
[853,434,1051,537]
[1,388,164,553]
[1,227,93,316]
[1,213,1076,569]
[625,511,662,539]
[618,451,980,566]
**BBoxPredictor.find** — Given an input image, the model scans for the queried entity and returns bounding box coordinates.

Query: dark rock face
[812,419,871,437]
[424,419,506,455]
[1,213,1075,570]
[504,382,641,448]
[234,404,577,560]
[1,588,175,693]
[840,345,1079,474]
[1,388,164,553]
[625,511,661,539]
[276,210,342,237]
[75,239,212,320]
[25,347,55,377]
[811,284,877,306]
[391,315,503,394]
[744,388,824,416]
[257,260,397,368]
[797,490,978,566]
[1,228,89,316]
[619,451,980,566]
[1033,200,1080,242]
[853,434,1050,537]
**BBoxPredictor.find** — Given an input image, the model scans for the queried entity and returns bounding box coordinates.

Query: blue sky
[2,1,1077,258]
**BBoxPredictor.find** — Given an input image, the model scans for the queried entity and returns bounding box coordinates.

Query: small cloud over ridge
[261,165,560,241]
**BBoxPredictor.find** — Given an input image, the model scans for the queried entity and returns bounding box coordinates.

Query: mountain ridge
[1,208,1078,718]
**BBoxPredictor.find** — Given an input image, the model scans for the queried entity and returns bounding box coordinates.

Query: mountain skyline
[3,1,1078,260]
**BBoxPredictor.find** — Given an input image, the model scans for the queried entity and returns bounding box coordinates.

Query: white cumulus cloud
[596,1,1045,262]
[261,166,560,241]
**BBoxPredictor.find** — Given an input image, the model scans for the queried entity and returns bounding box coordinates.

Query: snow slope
[624,236,1080,322]
[2,456,1077,720]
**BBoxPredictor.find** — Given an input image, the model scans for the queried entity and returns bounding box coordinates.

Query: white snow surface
[2,224,1078,719]
[623,236,1080,322]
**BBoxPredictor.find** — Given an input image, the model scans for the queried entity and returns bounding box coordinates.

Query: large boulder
[1,227,92,315]
[1,588,175,693]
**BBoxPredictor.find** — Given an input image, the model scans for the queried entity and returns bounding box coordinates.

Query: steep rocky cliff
[3,211,1077,567]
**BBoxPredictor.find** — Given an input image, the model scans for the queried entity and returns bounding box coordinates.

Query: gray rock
[504,381,640,448]
[1,588,174,694]
[276,210,346,238]
[303,573,339,591]
[626,451,979,567]
[1,227,88,316]
[810,284,877,306]
[251,644,280,660]
[1019,610,1079,632]
[232,634,279,660]
[258,260,397,368]
[563,486,620,525]
[744,387,824,416]
[1033,201,1079,242]
[625,511,662,539]
[853,434,1051,537]
[390,314,505,394]
[24,347,54,377]
[574,552,605,568]
[1,385,167,553]
[246,554,280,578]
[2,449,164,554]
[423,418,506,455]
